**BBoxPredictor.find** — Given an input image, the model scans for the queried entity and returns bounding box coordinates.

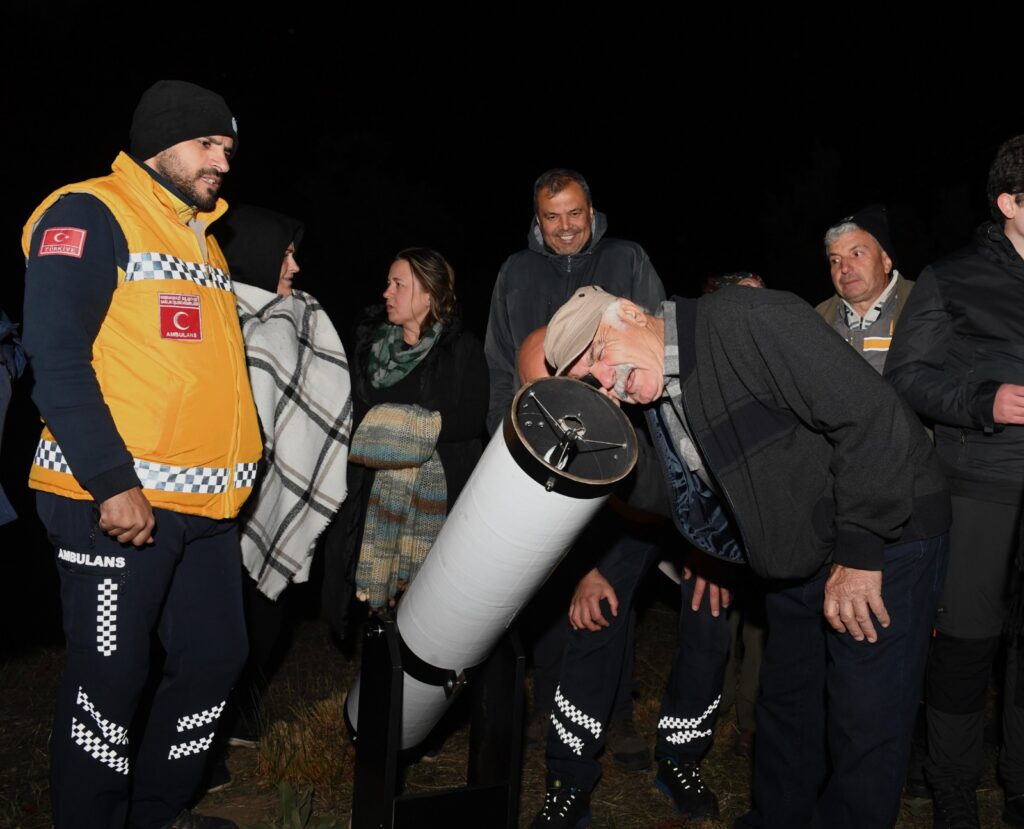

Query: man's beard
[154,156,221,211]
[177,172,220,211]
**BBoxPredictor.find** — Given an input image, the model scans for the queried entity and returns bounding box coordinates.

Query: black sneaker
[654,757,720,821]
[529,776,591,828]
[1004,791,1024,827]
[607,716,651,771]
[161,810,239,829]
[931,781,979,829]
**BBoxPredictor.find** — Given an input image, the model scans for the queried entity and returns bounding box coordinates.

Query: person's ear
[997,192,1018,222]
[618,299,647,327]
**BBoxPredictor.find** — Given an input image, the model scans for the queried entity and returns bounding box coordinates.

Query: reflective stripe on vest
[126,252,233,292]
[34,440,257,494]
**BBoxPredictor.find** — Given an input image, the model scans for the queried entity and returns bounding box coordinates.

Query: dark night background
[1,13,1020,651]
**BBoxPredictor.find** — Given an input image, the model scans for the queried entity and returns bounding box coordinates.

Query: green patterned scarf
[367,321,442,389]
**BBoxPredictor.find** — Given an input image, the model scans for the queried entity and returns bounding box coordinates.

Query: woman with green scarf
[323,248,488,628]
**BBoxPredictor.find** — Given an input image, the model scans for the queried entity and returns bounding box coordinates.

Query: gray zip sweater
[483,212,664,433]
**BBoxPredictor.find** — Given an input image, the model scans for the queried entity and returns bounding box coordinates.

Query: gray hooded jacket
[484,211,664,432]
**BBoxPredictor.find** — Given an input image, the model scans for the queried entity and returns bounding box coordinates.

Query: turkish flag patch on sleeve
[38,227,88,258]
[159,294,203,341]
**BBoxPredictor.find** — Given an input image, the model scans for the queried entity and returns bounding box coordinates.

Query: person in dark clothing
[484,169,663,434]
[885,134,1024,829]
[322,248,487,633]
[201,205,351,789]
[538,285,950,829]
[486,169,670,777]
[0,308,26,527]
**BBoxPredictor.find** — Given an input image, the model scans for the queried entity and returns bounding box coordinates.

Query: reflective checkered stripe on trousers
[550,684,603,756]
[34,440,257,494]
[167,700,226,760]
[176,700,226,733]
[168,733,215,760]
[97,579,118,656]
[126,252,233,292]
[71,687,129,775]
[658,694,721,745]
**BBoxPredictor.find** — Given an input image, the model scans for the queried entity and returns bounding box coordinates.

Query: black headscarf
[217,204,305,293]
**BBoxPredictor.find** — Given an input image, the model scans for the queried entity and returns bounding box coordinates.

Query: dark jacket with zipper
[484,212,664,433]
[885,223,1024,505]
[627,290,950,579]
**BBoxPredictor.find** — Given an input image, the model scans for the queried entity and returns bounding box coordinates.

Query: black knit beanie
[828,204,896,265]
[130,80,237,160]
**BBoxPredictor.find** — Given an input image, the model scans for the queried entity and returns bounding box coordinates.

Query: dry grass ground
[0,593,1010,828]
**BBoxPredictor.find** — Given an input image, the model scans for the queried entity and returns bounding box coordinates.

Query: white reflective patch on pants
[71,718,129,775]
[168,734,215,760]
[96,579,118,657]
[658,694,721,745]
[176,700,226,733]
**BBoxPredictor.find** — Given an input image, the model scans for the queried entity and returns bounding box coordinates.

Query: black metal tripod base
[350,619,525,829]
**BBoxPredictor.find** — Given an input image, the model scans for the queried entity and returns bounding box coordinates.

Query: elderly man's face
[827,229,892,314]
[536,181,594,255]
[567,304,665,404]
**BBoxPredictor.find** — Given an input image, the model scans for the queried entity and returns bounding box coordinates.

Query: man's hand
[824,564,889,643]
[683,551,731,617]
[994,384,1024,425]
[569,568,619,631]
[98,487,155,546]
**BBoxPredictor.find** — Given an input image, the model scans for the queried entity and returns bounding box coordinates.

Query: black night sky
[1,12,1020,644]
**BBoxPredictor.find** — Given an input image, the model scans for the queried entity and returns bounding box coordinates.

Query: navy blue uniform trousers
[738,534,948,829]
[41,492,248,829]
[547,528,731,790]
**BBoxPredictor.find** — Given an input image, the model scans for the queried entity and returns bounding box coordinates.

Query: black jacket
[321,306,488,636]
[629,290,949,578]
[484,212,664,433]
[885,223,1024,504]
[350,305,488,503]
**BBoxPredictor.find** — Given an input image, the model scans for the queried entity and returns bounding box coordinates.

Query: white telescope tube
[347,377,637,748]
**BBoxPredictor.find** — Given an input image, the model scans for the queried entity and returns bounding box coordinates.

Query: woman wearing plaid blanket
[203,205,352,784]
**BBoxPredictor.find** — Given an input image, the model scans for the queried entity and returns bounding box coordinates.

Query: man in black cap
[21,80,261,829]
[816,204,914,375]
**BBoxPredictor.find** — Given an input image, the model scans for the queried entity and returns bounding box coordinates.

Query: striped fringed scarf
[351,403,446,609]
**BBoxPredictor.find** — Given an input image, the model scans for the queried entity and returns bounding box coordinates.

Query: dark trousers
[547,532,731,790]
[722,576,767,733]
[527,510,643,724]
[218,573,289,740]
[926,495,1024,790]
[740,535,947,829]
[41,493,248,829]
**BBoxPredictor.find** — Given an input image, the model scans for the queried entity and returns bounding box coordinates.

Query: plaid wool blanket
[235,283,352,599]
